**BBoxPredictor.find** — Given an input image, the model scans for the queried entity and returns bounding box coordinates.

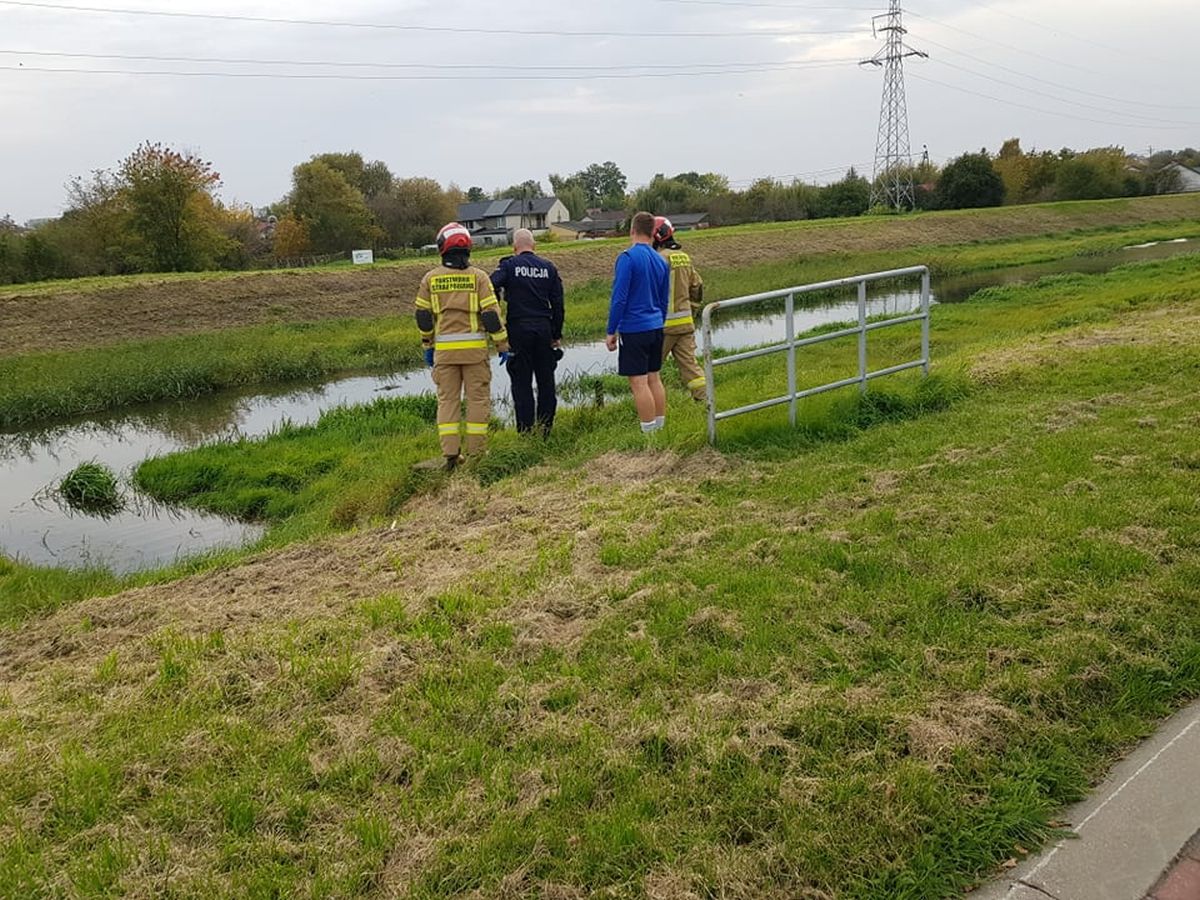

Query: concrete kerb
[972,697,1200,900]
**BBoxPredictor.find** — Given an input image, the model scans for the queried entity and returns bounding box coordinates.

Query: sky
[0,0,1196,222]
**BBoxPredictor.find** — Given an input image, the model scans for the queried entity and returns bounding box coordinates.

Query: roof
[457,201,495,222]
[669,212,709,226]
[553,220,620,234]
[457,197,564,221]
[582,209,626,224]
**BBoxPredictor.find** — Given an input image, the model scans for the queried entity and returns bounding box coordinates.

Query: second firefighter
[415,222,510,470]
[652,216,707,402]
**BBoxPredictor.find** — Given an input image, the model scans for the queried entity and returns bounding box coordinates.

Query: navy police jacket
[490,251,565,341]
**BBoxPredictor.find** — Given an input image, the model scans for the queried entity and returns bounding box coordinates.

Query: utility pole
[861,1,927,211]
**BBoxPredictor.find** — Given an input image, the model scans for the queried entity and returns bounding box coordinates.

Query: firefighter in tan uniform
[415,222,510,470]
[652,216,707,401]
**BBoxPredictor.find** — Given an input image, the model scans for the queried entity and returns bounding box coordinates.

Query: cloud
[0,0,1195,221]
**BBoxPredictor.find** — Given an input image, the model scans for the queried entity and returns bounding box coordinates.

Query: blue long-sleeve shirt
[607,243,670,335]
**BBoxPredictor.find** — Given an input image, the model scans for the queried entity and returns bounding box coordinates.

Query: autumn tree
[118,142,225,271]
[272,213,312,259]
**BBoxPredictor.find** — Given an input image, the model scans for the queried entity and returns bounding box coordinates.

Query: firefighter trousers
[663,331,707,401]
[432,360,491,457]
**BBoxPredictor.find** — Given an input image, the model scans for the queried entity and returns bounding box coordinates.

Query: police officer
[415,222,510,470]
[652,216,707,402]
[490,228,565,436]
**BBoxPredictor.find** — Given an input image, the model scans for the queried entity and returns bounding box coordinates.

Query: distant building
[455,197,571,245]
[669,212,710,232]
[549,220,623,241]
[1165,163,1200,193]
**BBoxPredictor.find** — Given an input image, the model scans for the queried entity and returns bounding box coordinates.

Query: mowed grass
[3,218,1200,428]
[1,257,1199,896]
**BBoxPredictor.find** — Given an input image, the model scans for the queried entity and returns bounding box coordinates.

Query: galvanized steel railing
[701,265,931,444]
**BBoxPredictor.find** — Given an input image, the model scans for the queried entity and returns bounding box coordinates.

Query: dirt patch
[905,694,1018,763]
[5,196,1200,356]
[0,470,599,686]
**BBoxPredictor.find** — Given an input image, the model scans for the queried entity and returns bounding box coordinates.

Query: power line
[0,1,871,38]
[0,48,860,73]
[916,34,1200,112]
[652,0,875,9]
[906,8,1107,78]
[908,72,1200,131]
[925,56,1200,129]
[0,60,858,82]
[959,0,1126,55]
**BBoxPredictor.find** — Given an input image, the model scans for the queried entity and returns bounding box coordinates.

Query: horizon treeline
[1,142,1195,286]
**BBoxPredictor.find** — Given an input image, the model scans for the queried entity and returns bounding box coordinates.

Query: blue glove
[498,351,511,367]
[424,348,434,368]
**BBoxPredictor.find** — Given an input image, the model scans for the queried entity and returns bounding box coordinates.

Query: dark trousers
[507,320,559,434]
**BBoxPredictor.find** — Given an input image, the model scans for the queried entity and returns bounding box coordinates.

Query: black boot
[445,454,461,472]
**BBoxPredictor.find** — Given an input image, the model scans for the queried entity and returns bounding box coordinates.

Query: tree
[1054,147,1136,201]
[496,180,544,200]
[551,162,628,210]
[992,138,1031,205]
[361,160,394,200]
[465,186,487,203]
[288,160,382,253]
[813,168,871,219]
[554,183,588,219]
[273,214,311,259]
[119,142,225,271]
[60,168,138,275]
[369,177,458,248]
[934,152,1005,210]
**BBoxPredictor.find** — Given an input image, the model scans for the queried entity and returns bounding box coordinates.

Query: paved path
[972,698,1200,900]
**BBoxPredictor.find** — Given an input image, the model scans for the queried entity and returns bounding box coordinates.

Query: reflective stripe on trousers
[436,332,487,350]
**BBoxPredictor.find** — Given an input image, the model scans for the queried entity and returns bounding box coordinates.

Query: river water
[2,240,1194,574]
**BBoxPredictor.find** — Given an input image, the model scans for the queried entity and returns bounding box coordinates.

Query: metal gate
[701,265,931,444]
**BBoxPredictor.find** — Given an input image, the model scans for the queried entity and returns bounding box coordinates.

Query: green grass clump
[57,462,124,516]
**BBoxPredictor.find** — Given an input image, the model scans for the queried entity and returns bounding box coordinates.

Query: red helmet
[436,222,472,254]
[652,216,675,245]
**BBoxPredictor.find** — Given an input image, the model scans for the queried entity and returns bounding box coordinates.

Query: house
[581,209,627,230]
[668,212,710,232]
[456,197,571,244]
[1165,162,1200,193]
[549,220,623,241]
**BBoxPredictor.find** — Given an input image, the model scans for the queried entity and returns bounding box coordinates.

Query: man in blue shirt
[491,229,565,436]
[606,211,671,434]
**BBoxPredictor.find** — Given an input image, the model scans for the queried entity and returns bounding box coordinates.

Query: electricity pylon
[861,1,927,211]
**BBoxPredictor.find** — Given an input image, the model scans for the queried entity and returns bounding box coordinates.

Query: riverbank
[3,213,1200,429]
[2,253,1199,897]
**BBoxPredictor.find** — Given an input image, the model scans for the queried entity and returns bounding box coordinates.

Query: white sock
[654,415,665,430]
[640,420,657,434]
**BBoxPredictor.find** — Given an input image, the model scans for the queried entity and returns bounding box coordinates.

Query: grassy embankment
[2,255,1199,896]
[2,202,1199,427]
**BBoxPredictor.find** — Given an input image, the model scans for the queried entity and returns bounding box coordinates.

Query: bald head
[513,228,535,252]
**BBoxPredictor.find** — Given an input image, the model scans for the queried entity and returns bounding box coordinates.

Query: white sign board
[351,250,374,265]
